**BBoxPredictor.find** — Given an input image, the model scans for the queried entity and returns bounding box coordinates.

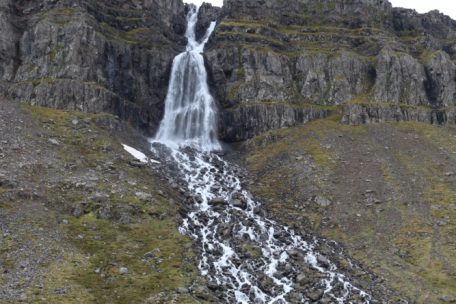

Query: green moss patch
[20,105,206,303]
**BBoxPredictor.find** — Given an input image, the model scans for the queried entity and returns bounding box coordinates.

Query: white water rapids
[154,6,220,151]
[150,6,372,304]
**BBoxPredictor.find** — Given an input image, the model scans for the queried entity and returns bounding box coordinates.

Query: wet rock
[317,255,331,268]
[211,184,221,192]
[307,289,324,301]
[320,296,334,304]
[287,292,302,303]
[207,281,220,291]
[209,197,226,205]
[253,206,267,217]
[287,249,303,259]
[259,274,275,291]
[193,194,203,203]
[232,199,247,209]
[296,273,310,286]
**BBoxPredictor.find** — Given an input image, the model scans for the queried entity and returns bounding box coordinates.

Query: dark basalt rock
[196,3,222,42]
[1,0,456,142]
[204,0,456,140]
[341,103,456,125]
[0,0,188,136]
[219,103,328,142]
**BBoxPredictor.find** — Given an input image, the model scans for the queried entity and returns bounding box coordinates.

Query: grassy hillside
[241,115,456,303]
[0,99,212,303]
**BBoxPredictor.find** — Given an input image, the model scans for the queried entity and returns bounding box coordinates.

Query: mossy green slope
[0,104,210,303]
[242,118,456,303]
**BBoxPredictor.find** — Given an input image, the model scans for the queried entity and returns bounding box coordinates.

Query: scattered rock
[48,138,60,146]
[72,201,87,218]
[119,267,129,275]
[211,185,221,192]
[91,192,109,203]
[296,273,309,285]
[129,160,147,168]
[0,174,17,189]
[440,296,456,303]
[287,249,302,259]
[314,196,332,207]
[307,289,323,301]
[135,192,154,202]
[176,287,189,294]
[191,285,212,301]
[232,199,247,209]
[317,255,330,268]
[97,203,113,220]
[209,197,226,205]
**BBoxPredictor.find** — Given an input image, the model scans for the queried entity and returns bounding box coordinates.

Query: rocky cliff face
[1,0,187,134]
[206,0,456,141]
[0,0,18,81]
[1,0,455,142]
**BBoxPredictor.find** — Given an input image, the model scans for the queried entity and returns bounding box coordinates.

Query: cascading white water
[151,5,373,304]
[153,6,220,151]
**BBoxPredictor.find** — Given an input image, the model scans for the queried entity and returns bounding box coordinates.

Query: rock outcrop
[372,48,429,105]
[0,0,18,81]
[341,103,453,125]
[219,103,328,141]
[207,0,456,141]
[196,3,222,41]
[1,0,187,134]
[0,0,455,142]
[424,50,456,107]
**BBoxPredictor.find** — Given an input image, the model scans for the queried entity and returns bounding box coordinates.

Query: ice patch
[122,144,160,164]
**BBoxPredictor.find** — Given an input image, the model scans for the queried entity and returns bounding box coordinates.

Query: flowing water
[151,6,372,304]
[154,6,220,151]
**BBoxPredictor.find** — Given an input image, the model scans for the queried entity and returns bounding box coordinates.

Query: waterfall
[150,5,372,304]
[153,6,221,152]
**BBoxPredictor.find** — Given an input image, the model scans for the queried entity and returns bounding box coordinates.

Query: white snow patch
[122,144,160,164]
